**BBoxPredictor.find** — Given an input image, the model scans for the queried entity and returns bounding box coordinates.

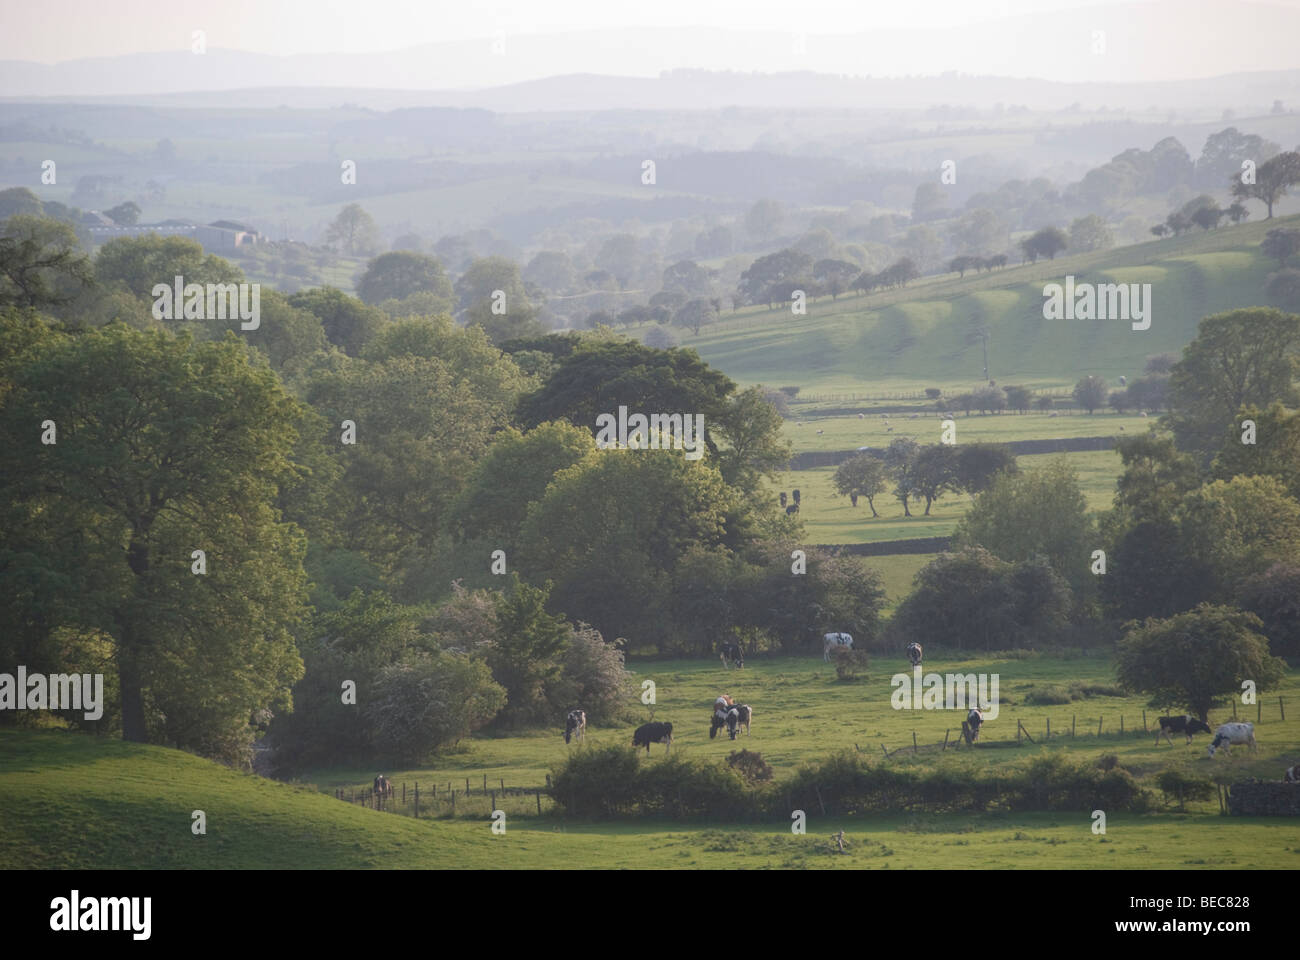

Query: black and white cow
[725,704,752,740]
[633,721,674,754]
[373,774,393,798]
[906,642,923,668]
[1154,714,1212,746]
[823,632,853,662]
[709,696,734,739]
[1285,765,1298,783]
[966,708,984,742]
[719,642,745,669]
[564,709,586,744]
[1207,722,1256,757]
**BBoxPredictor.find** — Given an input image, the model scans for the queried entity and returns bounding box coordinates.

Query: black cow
[633,721,673,754]
[564,709,586,744]
[725,704,752,740]
[1155,714,1212,746]
[720,642,744,670]
[785,503,799,515]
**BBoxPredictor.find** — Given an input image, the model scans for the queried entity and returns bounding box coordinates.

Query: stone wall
[1228,780,1300,815]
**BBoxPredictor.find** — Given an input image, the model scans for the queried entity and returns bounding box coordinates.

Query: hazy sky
[4,0,1300,85]
[0,0,1215,60]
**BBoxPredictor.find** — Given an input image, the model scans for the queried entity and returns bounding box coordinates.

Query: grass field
[5,650,1297,869]
[782,410,1147,455]
[773,449,1122,544]
[639,215,1299,396]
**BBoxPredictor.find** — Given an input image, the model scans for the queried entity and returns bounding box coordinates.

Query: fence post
[1232,699,1237,719]
[451,790,456,815]
[1120,715,1124,734]
[942,729,950,750]
[500,778,505,793]
[537,790,542,816]
[414,783,419,818]
[1258,700,1262,724]
[491,790,496,811]
[1097,716,1103,737]
[1046,717,1050,740]
[483,774,487,793]
[913,731,918,754]
[402,782,406,804]
[1072,715,1076,738]
[466,778,471,795]
[1142,709,1147,732]
[1281,697,1286,721]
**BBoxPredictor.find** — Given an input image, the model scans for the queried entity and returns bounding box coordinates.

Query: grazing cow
[1285,765,1298,783]
[633,721,674,754]
[966,708,985,742]
[373,774,393,798]
[719,642,745,669]
[1154,714,1212,746]
[709,696,735,739]
[564,708,586,744]
[906,642,923,668]
[786,503,799,515]
[725,704,753,740]
[1207,722,1256,757]
[823,632,853,661]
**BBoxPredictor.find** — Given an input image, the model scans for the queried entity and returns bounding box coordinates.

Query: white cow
[823,632,853,661]
[1286,765,1298,783]
[1207,722,1256,757]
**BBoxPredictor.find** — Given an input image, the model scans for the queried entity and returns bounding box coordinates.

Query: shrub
[1155,769,1216,808]
[727,749,774,783]
[550,745,641,817]
[832,648,870,682]
[550,745,759,820]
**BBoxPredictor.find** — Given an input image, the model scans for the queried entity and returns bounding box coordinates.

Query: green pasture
[650,215,1296,396]
[4,651,1297,868]
[771,449,1123,544]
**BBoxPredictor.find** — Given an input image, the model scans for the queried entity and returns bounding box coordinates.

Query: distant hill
[4,1,1300,107]
[674,214,1300,392]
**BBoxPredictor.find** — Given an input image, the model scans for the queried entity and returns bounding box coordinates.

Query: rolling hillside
[663,214,1300,394]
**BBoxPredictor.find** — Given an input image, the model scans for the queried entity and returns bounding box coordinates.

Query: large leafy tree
[1231,150,1300,219]
[516,338,735,438]
[487,576,571,726]
[0,325,309,759]
[1165,308,1300,460]
[1210,402,1300,500]
[325,203,381,256]
[710,385,790,498]
[451,421,594,551]
[288,287,386,357]
[833,453,889,516]
[736,248,811,307]
[892,548,1071,651]
[517,447,734,650]
[1117,605,1285,722]
[356,250,453,308]
[953,458,1095,603]
[0,215,94,311]
[94,233,240,301]
[304,329,525,578]
[907,443,961,515]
